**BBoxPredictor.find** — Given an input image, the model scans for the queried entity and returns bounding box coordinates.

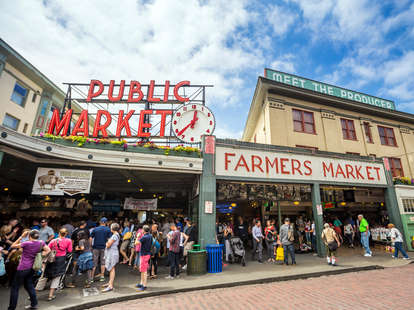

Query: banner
[32,168,93,196]
[123,198,157,211]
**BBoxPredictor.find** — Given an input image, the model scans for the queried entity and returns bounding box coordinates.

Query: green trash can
[187,249,207,276]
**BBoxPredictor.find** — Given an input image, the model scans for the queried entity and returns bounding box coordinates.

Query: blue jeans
[283,244,296,265]
[394,242,409,258]
[360,231,372,255]
[8,269,37,310]
[169,251,180,277]
[311,235,316,251]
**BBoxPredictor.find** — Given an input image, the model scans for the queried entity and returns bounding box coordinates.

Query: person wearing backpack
[264,220,277,263]
[149,225,161,279]
[388,223,410,260]
[8,229,51,310]
[280,218,296,265]
[322,223,341,266]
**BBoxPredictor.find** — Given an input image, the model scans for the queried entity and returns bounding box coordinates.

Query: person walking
[358,214,372,257]
[388,224,410,260]
[321,223,341,266]
[8,230,51,310]
[264,220,277,263]
[136,225,152,291]
[90,217,111,282]
[166,224,181,279]
[45,228,72,301]
[344,221,355,248]
[251,220,264,263]
[182,218,197,270]
[149,225,161,279]
[280,218,296,265]
[39,219,54,244]
[101,223,121,292]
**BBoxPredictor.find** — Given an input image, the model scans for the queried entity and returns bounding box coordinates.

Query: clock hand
[191,111,198,128]
[177,121,194,136]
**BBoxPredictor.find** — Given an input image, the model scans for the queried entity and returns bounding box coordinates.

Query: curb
[63,265,383,310]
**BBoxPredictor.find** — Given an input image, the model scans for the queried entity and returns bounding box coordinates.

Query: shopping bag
[276,246,284,261]
[35,274,48,291]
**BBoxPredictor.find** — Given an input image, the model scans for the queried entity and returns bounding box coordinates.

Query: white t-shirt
[344,224,354,234]
[390,228,403,243]
[311,223,316,236]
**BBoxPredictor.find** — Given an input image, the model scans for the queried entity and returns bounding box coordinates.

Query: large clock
[171,104,215,143]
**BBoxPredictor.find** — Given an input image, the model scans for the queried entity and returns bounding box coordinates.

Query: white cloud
[270,54,296,73]
[266,5,297,37]
[0,0,263,110]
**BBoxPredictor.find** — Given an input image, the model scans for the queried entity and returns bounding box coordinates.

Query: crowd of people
[0,216,197,309]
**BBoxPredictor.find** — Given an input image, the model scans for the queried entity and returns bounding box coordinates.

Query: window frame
[378,126,397,147]
[341,118,357,141]
[292,109,316,134]
[295,145,319,151]
[2,113,20,131]
[10,81,28,107]
[388,157,404,177]
[363,122,373,143]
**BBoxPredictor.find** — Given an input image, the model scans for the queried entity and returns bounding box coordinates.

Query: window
[40,100,49,116]
[341,118,357,140]
[293,109,315,134]
[2,114,20,130]
[32,92,37,103]
[296,145,318,151]
[23,123,28,133]
[363,122,373,143]
[10,82,28,106]
[378,126,397,146]
[388,157,403,177]
[402,199,414,213]
[346,152,360,156]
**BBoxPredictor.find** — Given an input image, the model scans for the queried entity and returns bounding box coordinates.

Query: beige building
[0,39,91,137]
[243,69,414,179]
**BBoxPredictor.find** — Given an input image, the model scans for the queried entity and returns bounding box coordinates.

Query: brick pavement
[92,264,414,310]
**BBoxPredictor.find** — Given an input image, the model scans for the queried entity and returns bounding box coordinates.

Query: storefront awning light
[3,187,8,191]
[230,203,237,207]
[293,201,300,205]
[139,188,143,192]
[127,179,132,183]
[153,194,156,198]
[340,202,346,206]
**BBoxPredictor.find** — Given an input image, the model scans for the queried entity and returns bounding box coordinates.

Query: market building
[0,39,93,136]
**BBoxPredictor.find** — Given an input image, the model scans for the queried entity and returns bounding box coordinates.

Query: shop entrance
[320,185,391,256]
[216,181,315,261]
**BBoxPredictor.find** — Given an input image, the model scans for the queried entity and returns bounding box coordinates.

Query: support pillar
[198,136,216,248]
[311,183,325,257]
[0,151,3,166]
[277,200,282,229]
[385,185,406,247]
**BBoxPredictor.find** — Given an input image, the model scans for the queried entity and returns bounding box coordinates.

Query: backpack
[265,229,276,242]
[0,256,5,276]
[287,226,295,242]
[151,237,160,255]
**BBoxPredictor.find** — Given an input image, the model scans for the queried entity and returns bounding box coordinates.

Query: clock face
[171,104,215,143]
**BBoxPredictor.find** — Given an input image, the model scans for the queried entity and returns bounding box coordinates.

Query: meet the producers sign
[264,68,395,110]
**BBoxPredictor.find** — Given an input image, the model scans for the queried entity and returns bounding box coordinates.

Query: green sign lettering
[264,68,395,110]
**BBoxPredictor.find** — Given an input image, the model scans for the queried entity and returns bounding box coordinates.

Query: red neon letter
[93,110,112,137]
[173,81,190,102]
[47,109,73,136]
[116,110,135,137]
[303,160,312,176]
[265,157,279,174]
[335,164,346,178]
[86,80,104,102]
[128,81,144,102]
[355,165,365,179]
[280,158,290,174]
[163,80,170,102]
[291,159,303,175]
[252,155,264,173]
[147,80,160,102]
[345,164,355,179]
[138,110,153,137]
[234,155,250,172]
[366,166,374,180]
[373,167,381,180]
[71,110,89,137]
[108,80,125,102]
[225,153,235,170]
[156,110,172,137]
[322,162,334,177]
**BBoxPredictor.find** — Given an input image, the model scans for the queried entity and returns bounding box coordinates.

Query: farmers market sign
[264,68,395,110]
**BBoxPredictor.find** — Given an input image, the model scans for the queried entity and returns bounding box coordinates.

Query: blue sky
[1,0,413,139]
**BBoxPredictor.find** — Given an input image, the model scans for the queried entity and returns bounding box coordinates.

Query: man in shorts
[90,218,111,282]
[136,225,152,291]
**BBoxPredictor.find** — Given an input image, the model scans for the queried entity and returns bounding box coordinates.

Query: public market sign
[264,68,395,110]
[216,147,387,185]
[47,80,215,143]
[32,167,93,196]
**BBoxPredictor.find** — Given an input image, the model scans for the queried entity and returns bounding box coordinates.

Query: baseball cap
[100,217,108,223]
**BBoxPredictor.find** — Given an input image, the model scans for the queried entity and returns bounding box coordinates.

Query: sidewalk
[0,249,410,310]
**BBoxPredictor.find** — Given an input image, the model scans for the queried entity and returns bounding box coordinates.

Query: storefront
[394,184,414,251]
[197,137,404,256]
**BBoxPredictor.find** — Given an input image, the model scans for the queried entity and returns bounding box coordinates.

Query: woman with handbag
[44,228,72,301]
[8,230,51,310]
[264,220,277,263]
[321,223,341,266]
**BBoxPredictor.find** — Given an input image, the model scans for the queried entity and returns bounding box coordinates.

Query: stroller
[229,237,246,266]
[34,253,73,291]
